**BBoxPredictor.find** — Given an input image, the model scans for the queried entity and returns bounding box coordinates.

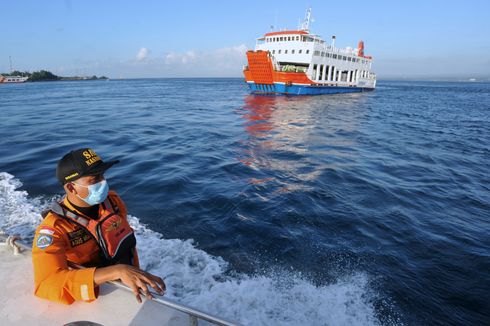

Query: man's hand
[94,264,166,303]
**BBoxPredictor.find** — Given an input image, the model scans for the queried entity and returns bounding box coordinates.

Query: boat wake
[0,172,382,325]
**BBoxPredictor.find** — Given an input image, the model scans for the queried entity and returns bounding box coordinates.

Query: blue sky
[2,0,489,79]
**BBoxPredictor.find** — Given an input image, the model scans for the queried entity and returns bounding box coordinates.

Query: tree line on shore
[1,70,108,81]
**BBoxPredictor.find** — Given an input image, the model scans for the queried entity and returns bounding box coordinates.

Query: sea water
[0,79,489,325]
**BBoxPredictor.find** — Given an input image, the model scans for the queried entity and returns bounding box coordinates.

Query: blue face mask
[73,179,109,206]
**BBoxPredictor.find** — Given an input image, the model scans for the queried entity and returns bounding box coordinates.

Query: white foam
[0,172,47,239]
[1,172,380,325]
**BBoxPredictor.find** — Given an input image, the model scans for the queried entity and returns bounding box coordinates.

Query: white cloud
[136,47,149,61]
[49,44,250,78]
[157,44,248,77]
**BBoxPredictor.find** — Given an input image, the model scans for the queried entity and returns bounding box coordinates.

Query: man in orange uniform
[32,148,165,304]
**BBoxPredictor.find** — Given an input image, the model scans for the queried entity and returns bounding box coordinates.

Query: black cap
[56,148,119,184]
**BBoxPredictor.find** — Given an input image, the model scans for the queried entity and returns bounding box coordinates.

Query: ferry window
[343,56,347,61]
[288,37,291,41]
[272,50,275,54]
[306,50,310,54]
[314,50,320,56]
[333,54,337,59]
[321,52,325,57]
[292,49,295,54]
[296,36,299,40]
[348,57,352,61]
[299,49,302,54]
[280,37,284,41]
[285,49,288,54]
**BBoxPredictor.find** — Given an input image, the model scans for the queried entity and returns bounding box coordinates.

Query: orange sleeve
[32,223,98,305]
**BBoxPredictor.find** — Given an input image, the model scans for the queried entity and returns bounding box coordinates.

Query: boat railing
[0,231,240,326]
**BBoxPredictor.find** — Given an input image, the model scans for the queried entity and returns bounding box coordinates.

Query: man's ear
[65,183,76,194]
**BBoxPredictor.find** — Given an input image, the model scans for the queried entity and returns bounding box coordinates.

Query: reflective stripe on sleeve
[81,284,90,301]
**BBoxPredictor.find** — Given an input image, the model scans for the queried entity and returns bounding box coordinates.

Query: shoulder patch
[36,234,53,249]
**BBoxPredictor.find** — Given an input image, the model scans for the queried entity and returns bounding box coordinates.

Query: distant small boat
[0,75,28,83]
[1,56,29,83]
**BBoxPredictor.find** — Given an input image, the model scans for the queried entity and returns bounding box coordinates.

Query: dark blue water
[1,79,489,325]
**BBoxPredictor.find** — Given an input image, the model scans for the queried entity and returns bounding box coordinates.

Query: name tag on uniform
[67,229,92,247]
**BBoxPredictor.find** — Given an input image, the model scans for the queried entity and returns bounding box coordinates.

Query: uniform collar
[63,197,103,220]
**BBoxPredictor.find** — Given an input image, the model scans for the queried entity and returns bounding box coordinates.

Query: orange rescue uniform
[32,190,139,304]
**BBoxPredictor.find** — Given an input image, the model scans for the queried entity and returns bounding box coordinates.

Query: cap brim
[86,160,119,176]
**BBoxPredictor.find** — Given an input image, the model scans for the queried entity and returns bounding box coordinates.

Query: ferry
[243,8,376,95]
[0,75,28,83]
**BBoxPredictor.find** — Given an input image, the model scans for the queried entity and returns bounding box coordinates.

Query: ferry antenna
[300,7,312,32]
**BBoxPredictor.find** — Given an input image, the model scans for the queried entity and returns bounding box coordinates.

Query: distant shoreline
[0,70,108,82]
